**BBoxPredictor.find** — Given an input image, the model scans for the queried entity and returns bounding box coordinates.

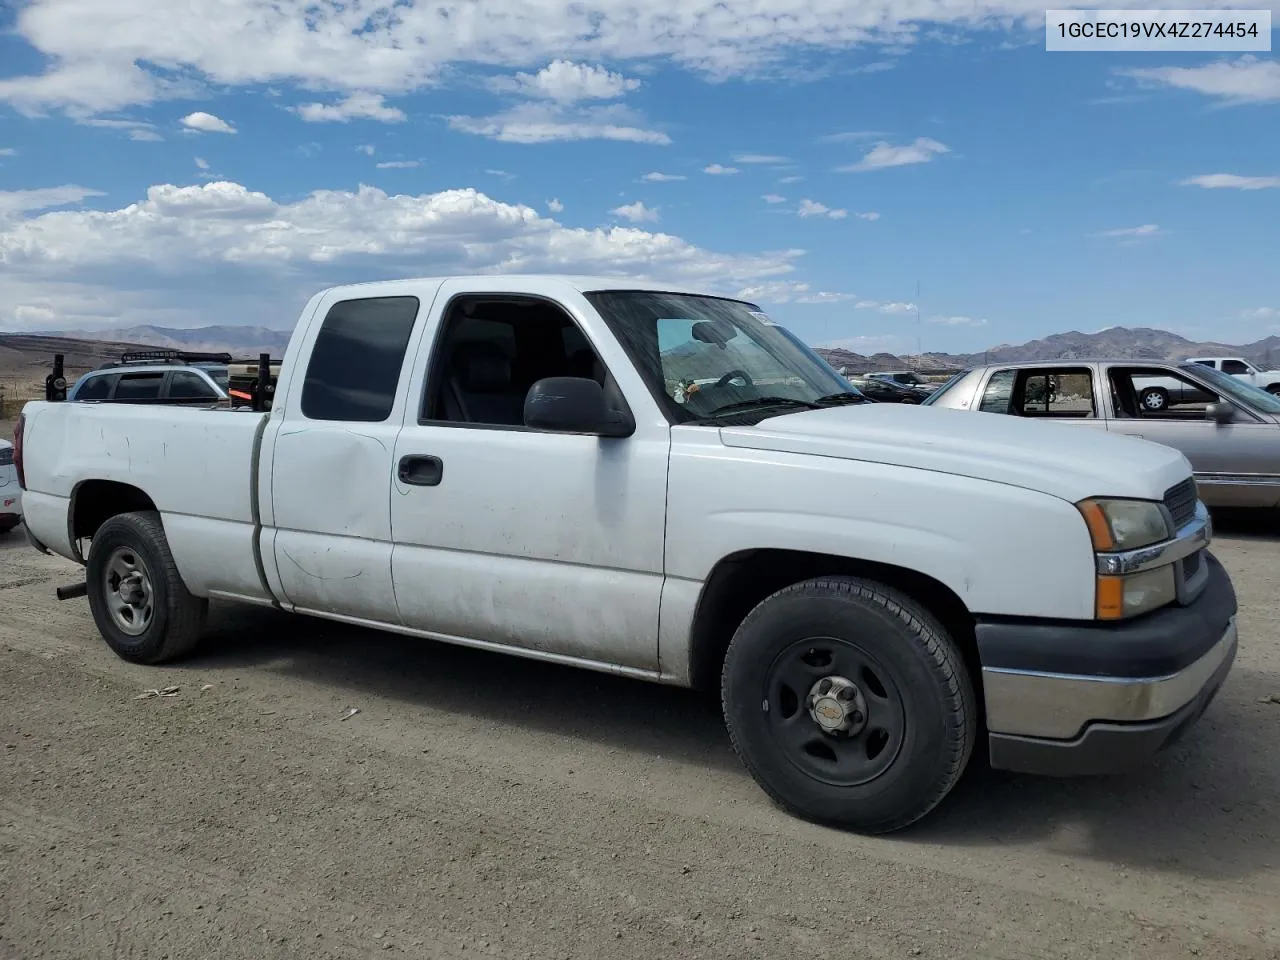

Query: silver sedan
[923,358,1280,508]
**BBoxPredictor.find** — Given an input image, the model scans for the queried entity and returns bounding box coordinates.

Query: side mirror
[1205,401,1235,424]
[524,377,635,437]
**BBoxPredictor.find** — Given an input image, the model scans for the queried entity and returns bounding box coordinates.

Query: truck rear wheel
[85,511,207,664]
[721,576,976,834]
[1139,387,1168,411]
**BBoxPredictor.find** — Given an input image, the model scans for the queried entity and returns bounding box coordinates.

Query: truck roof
[315,274,739,302]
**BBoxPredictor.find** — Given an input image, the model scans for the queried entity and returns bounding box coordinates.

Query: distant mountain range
[6,323,1280,380]
[41,324,292,358]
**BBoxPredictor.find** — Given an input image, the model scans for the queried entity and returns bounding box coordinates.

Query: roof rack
[117,349,234,365]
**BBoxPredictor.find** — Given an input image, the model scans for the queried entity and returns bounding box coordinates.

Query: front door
[388,282,670,671]
[1105,365,1280,508]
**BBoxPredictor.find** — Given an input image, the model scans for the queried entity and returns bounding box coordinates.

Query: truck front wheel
[85,511,207,664]
[721,576,976,834]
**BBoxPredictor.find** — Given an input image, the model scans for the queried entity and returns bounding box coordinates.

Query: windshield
[585,290,862,422]
[1181,362,1280,415]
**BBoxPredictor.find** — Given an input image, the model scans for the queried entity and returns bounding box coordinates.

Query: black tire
[1139,387,1168,412]
[0,521,18,536]
[85,511,207,664]
[721,576,976,834]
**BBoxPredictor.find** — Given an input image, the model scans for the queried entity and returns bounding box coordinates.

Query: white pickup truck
[1135,356,1280,412]
[14,275,1238,832]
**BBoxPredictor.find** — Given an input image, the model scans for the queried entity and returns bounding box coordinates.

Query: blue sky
[0,1,1277,357]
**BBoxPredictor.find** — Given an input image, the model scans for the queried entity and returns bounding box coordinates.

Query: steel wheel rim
[762,636,907,787]
[103,546,155,637]
[1142,392,1164,410]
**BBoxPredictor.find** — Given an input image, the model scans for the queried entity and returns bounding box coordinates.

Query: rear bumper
[977,552,1237,776]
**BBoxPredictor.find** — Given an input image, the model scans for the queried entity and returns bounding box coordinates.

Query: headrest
[451,340,511,391]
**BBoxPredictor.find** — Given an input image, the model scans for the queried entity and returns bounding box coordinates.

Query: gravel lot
[1,510,1278,960]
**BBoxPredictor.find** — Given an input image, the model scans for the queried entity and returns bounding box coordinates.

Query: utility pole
[915,280,922,359]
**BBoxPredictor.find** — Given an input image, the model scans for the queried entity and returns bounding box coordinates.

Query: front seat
[444,340,526,425]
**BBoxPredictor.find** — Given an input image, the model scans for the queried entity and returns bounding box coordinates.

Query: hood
[718,403,1191,504]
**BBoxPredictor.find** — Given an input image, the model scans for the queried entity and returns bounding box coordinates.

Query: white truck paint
[1186,357,1280,393]
[14,275,1238,832]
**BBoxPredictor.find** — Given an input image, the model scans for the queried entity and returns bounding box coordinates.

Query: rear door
[973,366,1109,434]
[1105,365,1280,507]
[268,288,438,622]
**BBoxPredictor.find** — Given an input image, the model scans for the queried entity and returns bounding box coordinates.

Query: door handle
[397,455,443,487]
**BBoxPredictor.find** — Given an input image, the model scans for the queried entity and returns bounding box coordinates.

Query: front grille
[1163,477,1198,530]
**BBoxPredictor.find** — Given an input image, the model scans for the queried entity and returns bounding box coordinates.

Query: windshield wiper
[814,392,867,405]
[705,396,823,417]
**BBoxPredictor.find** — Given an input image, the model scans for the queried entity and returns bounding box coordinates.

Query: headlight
[1077,498,1171,551]
[1095,565,1177,620]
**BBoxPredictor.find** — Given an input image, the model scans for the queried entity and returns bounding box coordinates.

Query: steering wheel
[715,369,753,388]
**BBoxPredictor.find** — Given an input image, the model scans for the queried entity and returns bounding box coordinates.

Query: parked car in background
[69,352,230,405]
[867,370,940,393]
[0,439,20,534]
[851,376,931,404]
[1186,357,1280,395]
[924,358,1280,508]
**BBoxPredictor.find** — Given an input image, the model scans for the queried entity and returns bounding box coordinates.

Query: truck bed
[19,401,271,604]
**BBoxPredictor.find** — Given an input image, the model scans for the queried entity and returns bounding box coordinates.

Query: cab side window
[301,296,420,422]
[1221,359,1250,375]
[422,295,613,428]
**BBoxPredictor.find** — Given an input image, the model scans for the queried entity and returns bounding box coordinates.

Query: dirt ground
[1,510,1278,960]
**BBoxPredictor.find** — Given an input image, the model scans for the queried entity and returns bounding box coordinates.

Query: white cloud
[837,137,949,172]
[195,156,209,170]
[818,130,888,143]
[762,194,786,203]
[180,111,236,134]
[641,171,686,182]
[0,148,16,157]
[1180,173,1280,191]
[855,211,880,220]
[0,180,807,330]
[297,92,405,123]
[14,304,57,327]
[0,0,1141,118]
[855,299,917,314]
[733,153,789,164]
[447,102,669,144]
[1242,307,1280,321]
[929,314,987,326]
[703,163,740,175]
[797,198,848,219]
[1121,56,1280,104]
[357,144,376,156]
[1096,223,1163,238]
[778,175,804,184]
[486,169,515,179]
[496,60,640,102]
[611,200,659,222]
[547,198,564,213]
[80,117,162,141]
[375,160,420,169]
[0,185,105,216]
[735,281,856,304]
[851,61,895,74]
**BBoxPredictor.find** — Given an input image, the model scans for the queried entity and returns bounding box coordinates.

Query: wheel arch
[687,548,980,697]
[68,479,159,562]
